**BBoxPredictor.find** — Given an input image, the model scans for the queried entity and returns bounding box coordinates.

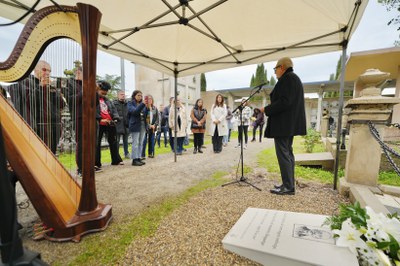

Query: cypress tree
[200,73,207,91]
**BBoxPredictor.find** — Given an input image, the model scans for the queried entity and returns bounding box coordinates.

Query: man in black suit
[261,57,306,195]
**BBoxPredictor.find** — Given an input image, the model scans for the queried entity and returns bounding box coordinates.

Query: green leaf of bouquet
[388,234,400,260]
[377,241,390,249]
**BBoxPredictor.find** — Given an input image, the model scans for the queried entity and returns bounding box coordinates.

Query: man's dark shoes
[270,187,295,195]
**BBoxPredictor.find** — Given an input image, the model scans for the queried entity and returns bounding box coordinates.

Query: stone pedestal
[340,69,400,193]
[344,123,383,186]
[320,117,329,137]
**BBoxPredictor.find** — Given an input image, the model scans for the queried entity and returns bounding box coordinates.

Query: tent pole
[174,68,178,162]
[120,57,125,92]
[333,41,348,190]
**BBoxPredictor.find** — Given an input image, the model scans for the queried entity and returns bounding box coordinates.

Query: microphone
[254,82,268,93]
[255,82,268,88]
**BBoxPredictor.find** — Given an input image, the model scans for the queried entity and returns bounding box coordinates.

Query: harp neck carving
[0,5,80,82]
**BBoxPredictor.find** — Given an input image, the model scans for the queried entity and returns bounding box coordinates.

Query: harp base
[43,203,113,242]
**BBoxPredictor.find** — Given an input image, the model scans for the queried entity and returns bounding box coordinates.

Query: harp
[0,4,112,242]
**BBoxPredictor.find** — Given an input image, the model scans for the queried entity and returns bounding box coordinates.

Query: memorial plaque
[222,208,358,266]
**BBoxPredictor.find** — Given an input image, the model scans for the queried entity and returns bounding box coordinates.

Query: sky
[0,1,398,93]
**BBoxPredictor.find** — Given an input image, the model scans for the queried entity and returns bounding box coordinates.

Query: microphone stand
[222,83,267,191]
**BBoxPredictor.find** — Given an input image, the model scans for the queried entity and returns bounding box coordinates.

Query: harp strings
[8,39,83,202]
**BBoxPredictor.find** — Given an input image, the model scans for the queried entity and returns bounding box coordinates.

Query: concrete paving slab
[295,152,334,170]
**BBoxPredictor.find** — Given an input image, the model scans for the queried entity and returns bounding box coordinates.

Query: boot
[198,148,203,153]
[193,147,197,154]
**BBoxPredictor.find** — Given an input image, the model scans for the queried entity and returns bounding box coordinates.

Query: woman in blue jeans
[141,95,159,158]
[127,90,147,166]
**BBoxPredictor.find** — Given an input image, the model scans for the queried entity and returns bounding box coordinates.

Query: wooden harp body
[0,3,112,242]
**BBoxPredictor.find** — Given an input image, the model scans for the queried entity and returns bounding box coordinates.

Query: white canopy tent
[0,0,369,184]
[0,0,367,77]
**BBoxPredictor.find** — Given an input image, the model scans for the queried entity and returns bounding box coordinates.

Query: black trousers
[96,125,122,167]
[168,127,174,150]
[274,136,295,190]
[252,123,264,142]
[212,126,223,152]
[238,125,249,145]
[193,133,204,149]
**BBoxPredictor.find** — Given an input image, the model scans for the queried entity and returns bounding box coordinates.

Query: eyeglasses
[42,68,51,72]
[273,65,281,71]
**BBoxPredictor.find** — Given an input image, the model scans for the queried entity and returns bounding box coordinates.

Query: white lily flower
[333,218,363,254]
[366,206,400,242]
[375,249,392,266]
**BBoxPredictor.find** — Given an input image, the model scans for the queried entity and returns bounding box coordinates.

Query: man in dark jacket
[8,60,64,155]
[261,57,306,195]
[96,80,123,167]
[113,90,130,159]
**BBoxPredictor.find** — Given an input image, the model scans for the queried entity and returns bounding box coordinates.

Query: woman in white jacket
[169,99,187,155]
[209,94,228,153]
[234,98,252,149]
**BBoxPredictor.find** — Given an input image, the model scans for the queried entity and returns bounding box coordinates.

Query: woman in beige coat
[169,99,187,155]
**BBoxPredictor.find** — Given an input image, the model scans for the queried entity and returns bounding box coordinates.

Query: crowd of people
[2,56,306,196]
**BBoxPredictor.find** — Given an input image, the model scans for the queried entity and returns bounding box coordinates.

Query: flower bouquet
[324,202,400,266]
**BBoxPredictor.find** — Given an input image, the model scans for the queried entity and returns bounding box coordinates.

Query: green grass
[67,171,229,265]
[257,136,338,184]
[378,171,400,186]
[58,135,214,170]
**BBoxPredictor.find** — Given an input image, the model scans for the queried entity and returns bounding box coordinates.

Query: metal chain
[368,121,400,176]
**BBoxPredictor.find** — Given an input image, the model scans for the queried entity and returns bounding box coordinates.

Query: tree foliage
[378,0,400,46]
[250,64,268,87]
[269,76,276,86]
[200,73,207,91]
[96,74,121,99]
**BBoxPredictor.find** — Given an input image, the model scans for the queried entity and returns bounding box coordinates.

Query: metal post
[120,57,125,92]
[333,42,347,190]
[174,68,178,162]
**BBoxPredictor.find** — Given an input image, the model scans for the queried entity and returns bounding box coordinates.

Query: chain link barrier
[368,121,400,176]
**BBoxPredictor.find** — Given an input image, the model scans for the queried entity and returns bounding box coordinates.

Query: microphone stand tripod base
[222,176,262,191]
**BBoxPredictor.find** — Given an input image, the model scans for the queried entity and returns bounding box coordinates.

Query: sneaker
[235,144,241,148]
[124,153,130,159]
[76,171,82,179]
[132,159,143,166]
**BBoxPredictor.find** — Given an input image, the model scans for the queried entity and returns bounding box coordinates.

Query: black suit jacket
[264,68,306,138]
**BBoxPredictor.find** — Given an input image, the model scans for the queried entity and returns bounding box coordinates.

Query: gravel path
[15,139,349,265]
